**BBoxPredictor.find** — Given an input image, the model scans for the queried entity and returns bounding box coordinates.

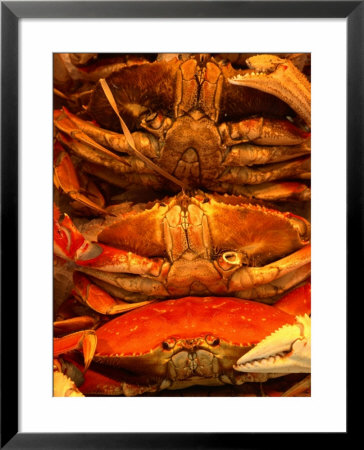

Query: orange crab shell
[94,296,299,375]
[97,193,310,263]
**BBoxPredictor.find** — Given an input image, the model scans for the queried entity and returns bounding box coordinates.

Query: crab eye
[205,335,220,346]
[162,338,176,350]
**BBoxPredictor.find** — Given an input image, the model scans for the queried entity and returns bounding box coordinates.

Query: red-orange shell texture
[95,296,297,356]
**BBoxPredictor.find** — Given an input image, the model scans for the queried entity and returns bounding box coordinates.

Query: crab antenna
[99,78,188,191]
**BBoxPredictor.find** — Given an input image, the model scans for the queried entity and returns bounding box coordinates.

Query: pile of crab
[53,52,311,397]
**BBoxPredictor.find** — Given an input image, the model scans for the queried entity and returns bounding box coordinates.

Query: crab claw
[54,206,164,277]
[234,314,310,373]
[228,54,311,126]
[54,330,97,372]
[53,371,85,397]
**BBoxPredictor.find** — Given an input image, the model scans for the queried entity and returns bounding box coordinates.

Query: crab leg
[59,358,146,396]
[75,273,168,303]
[57,356,155,396]
[103,143,309,195]
[57,133,166,191]
[54,208,165,277]
[219,156,310,185]
[280,375,311,396]
[57,53,151,84]
[73,242,165,277]
[75,367,125,396]
[229,245,311,292]
[235,263,311,299]
[223,142,310,166]
[54,294,104,337]
[72,271,156,314]
[54,142,107,215]
[55,109,173,191]
[54,209,170,300]
[221,117,310,146]
[75,267,170,299]
[54,315,99,336]
[55,107,159,159]
[54,110,134,165]
[56,131,139,176]
[54,330,97,372]
[215,181,311,202]
[81,161,165,191]
[228,55,311,126]
[77,247,310,302]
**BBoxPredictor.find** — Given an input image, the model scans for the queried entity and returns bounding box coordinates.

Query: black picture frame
[1,1,360,448]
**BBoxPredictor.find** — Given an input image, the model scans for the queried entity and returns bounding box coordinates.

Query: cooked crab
[235,314,311,373]
[54,53,310,208]
[53,282,310,396]
[54,191,310,302]
[234,284,311,373]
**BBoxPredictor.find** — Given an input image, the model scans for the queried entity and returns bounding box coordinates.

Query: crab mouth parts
[168,347,220,380]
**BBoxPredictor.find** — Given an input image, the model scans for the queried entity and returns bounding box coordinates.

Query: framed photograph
[2,1,360,448]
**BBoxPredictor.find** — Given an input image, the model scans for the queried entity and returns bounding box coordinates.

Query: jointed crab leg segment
[54,315,99,336]
[216,181,311,202]
[228,55,311,126]
[235,263,311,299]
[55,108,159,159]
[221,117,310,146]
[75,267,170,298]
[74,242,165,277]
[230,245,311,291]
[81,162,163,192]
[54,142,107,214]
[54,208,165,277]
[72,271,156,314]
[57,135,161,193]
[54,110,133,166]
[281,375,311,396]
[54,330,97,372]
[56,133,141,177]
[223,142,310,166]
[220,157,310,185]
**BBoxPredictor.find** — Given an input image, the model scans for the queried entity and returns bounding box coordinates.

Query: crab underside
[54,52,311,211]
